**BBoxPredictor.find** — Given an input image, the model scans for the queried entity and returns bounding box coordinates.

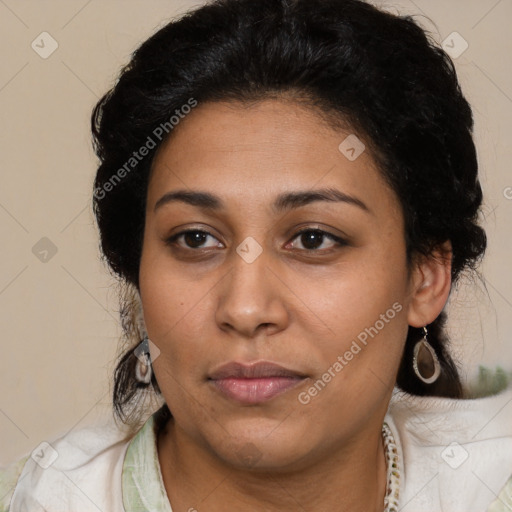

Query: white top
[2,384,512,512]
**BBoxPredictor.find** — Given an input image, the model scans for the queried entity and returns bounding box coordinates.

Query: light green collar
[122,412,173,512]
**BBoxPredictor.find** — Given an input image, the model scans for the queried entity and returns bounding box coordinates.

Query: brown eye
[183,231,208,248]
[166,230,221,249]
[288,229,347,251]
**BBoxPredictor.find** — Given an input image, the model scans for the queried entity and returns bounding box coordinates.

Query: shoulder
[5,413,135,512]
[385,380,512,512]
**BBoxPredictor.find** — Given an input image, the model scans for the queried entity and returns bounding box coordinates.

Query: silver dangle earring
[133,293,153,385]
[134,336,153,385]
[412,326,441,384]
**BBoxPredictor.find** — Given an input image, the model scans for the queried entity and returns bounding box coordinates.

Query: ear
[407,240,453,328]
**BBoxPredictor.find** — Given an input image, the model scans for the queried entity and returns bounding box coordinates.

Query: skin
[138,98,452,512]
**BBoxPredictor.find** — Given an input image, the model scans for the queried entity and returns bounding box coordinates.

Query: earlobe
[407,241,453,328]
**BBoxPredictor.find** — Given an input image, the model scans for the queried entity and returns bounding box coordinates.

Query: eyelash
[165,227,348,253]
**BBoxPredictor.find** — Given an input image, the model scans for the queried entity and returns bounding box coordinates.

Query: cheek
[140,273,188,337]
[139,253,218,381]
[139,234,198,335]
[140,274,202,358]
[308,248,410,388]
[298,271,408,424]
[321,254,407,334]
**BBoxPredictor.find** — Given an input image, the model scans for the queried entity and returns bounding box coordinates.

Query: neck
[157,418,388,512]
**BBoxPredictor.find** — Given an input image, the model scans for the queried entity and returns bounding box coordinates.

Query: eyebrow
[154,187,371,214]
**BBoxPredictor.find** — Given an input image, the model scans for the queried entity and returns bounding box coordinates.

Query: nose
[215,248,289,339]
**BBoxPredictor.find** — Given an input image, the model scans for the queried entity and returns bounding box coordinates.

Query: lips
[208,361,308,404]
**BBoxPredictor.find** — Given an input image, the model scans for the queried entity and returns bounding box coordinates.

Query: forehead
[148,99,397,216]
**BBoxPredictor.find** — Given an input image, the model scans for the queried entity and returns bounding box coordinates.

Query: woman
[2,0,512,510]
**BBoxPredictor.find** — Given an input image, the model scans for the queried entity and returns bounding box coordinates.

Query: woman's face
[140,98,420,470]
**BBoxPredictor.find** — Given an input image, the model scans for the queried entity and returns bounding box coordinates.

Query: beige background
[1,0,511,465]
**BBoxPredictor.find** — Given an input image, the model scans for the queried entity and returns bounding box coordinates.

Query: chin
[207,419,315,472]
